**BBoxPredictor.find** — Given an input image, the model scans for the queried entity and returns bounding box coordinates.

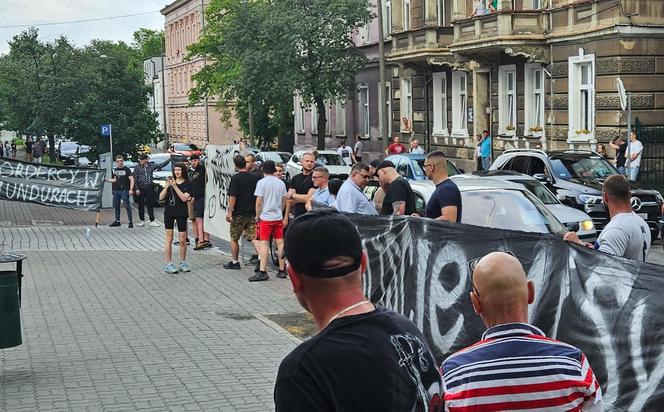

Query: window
[400,78,412,133]
[403,0,411,31]
[437,0,446,26]
[432,72,448,136]
[294,94,305,133]
[451,71,468,136]
[311,104,318,135]
[383,1,392,38]
[335,101,346,136]
[501,156,530,174]
[524,64,545,137]
[498,65,517,136]
[568,52,595,141]
[532,0,542,9]
[358,85,370,138]
[357,24,369,45]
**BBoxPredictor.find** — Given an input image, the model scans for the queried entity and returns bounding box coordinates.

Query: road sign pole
[109,125,113,158]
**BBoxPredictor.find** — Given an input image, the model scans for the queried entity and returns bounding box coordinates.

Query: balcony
[450,10,548,55]
[388,26,454,65]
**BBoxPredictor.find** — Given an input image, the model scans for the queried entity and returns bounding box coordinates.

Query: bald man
[441,252,603,411]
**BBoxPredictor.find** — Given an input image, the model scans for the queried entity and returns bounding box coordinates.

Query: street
[1,199,663,411]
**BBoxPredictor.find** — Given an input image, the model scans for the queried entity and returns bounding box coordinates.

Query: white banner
[204,144,243,242]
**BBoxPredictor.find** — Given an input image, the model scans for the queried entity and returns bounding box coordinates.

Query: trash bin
[0,253,26,349]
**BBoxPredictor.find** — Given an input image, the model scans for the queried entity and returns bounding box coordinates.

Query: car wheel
[269,236,279,266]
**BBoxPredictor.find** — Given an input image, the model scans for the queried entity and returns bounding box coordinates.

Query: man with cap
[189,154,211,250]
[376,160,416,215]
[441,252,603,411]
[275,209,444,411]
[132,154,172,227]
[335,162,378,215]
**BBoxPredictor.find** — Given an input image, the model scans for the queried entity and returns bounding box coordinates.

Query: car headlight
[580,220,595,231]
[578,194,602,205]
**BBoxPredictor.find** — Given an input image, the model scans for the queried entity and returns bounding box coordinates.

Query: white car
[285,150,352,180]
[408,176,569,236]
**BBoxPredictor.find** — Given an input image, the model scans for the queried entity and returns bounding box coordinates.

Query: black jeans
[135,185,156,222]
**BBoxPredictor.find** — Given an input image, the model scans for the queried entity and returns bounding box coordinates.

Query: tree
[187,0,295,147]
[0,28,83,159]
[132,28,164,60]
[279,0,372,149]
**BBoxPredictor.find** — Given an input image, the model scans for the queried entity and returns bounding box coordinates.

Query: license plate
[638,213,648,219]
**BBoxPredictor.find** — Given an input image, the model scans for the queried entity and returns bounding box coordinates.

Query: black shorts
[194,198,205,218]
[164,215,188,232]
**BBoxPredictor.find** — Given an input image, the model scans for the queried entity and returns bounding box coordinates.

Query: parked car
[57,141,80,165]
[255,151,292,165]
[147,153,187,205]
[74,145,94,168]
[286,150,351,180]
[467,170,597,241]
[490,149,664,240]
[385,153,461,181]
[408,176,568,236]
[168,143,202,157]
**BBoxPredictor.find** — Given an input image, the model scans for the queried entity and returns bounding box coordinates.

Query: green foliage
[132,28,164,60]
[0,27,161,161]
[188,0,372,149]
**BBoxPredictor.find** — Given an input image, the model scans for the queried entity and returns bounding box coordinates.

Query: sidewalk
[0,200,304,411]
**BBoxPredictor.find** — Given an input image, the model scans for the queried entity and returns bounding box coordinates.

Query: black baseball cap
[375,160,395,172]
[285,209,363,278]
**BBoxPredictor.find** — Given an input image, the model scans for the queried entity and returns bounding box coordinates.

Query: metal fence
[637,125,664,174]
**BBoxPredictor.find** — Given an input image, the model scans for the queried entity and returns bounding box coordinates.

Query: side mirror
[398,169,407,177]
[533,173,549,183]
[565,222,580,232]
[458,168,465,174]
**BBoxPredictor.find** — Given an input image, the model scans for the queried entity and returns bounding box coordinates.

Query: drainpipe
[425,74,432,152]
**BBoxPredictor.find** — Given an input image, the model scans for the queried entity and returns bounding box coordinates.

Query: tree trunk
[315,96,326,150]
[48,133,56,162]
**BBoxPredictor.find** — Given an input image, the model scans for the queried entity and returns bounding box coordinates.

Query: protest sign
[352,215,664,411]
[204,145,243,241]
[0,159,105,211]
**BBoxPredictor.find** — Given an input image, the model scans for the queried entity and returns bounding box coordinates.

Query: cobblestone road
[0,201,303,411]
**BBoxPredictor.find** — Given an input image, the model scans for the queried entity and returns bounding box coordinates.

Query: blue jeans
[628,166,640,182]
[617,166,626,175]
[113,190,133,223]
[481,156,491,171]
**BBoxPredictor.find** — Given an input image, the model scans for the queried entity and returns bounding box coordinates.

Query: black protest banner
[352,215,664,411]
[0,159,106,211]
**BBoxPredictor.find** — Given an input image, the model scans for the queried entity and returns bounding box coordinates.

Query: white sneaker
[136,220,145,227]
[149,220,161,227]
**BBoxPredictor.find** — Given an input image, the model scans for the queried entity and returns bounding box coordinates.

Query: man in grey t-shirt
[564,174,651,261]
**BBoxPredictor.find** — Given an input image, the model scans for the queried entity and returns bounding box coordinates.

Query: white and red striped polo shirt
[441,323,603,411]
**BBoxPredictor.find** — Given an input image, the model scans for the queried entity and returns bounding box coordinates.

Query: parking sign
[100,124,111,137]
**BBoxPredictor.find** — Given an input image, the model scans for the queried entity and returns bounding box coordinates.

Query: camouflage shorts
[230,215,256,241]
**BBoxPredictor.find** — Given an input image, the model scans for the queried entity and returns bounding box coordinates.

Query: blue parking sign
[100,124,111,137]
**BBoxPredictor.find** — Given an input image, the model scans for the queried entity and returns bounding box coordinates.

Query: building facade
[143,57,166,142]
[161,0,241,147]
[384,0,664,171]
[293,2,395,161]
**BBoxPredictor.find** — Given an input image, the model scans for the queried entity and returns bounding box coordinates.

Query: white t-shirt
[354,141,363,155]
[254,175,287,221]
[337,146,353,164]
[626,140,644,168]
[596,212,651,262]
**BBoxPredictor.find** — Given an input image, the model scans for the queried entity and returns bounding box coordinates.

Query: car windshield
[60,142,78,152]
[512,179,559,205]
[414,159,460,177]
[550,156,617,181]
[315,153,346,166]
[461,189,566,234]
[150,156,172,171]
[264,152,291,163]
[175,144,197,151]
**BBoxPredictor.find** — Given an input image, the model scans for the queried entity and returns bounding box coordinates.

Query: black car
[491,149,664,240]
[57,141,80,165]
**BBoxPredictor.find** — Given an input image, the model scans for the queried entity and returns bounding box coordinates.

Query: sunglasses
[468,251,518,298]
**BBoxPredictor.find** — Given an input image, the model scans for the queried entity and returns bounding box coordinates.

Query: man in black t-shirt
[287,152,316,218]
[106,155,135,228]
[424,151,462,222]
[275,209,444,412]
[610,136,628,174]
[223,155,261,270]
[375,160,415,215]
[189,155,211,250]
